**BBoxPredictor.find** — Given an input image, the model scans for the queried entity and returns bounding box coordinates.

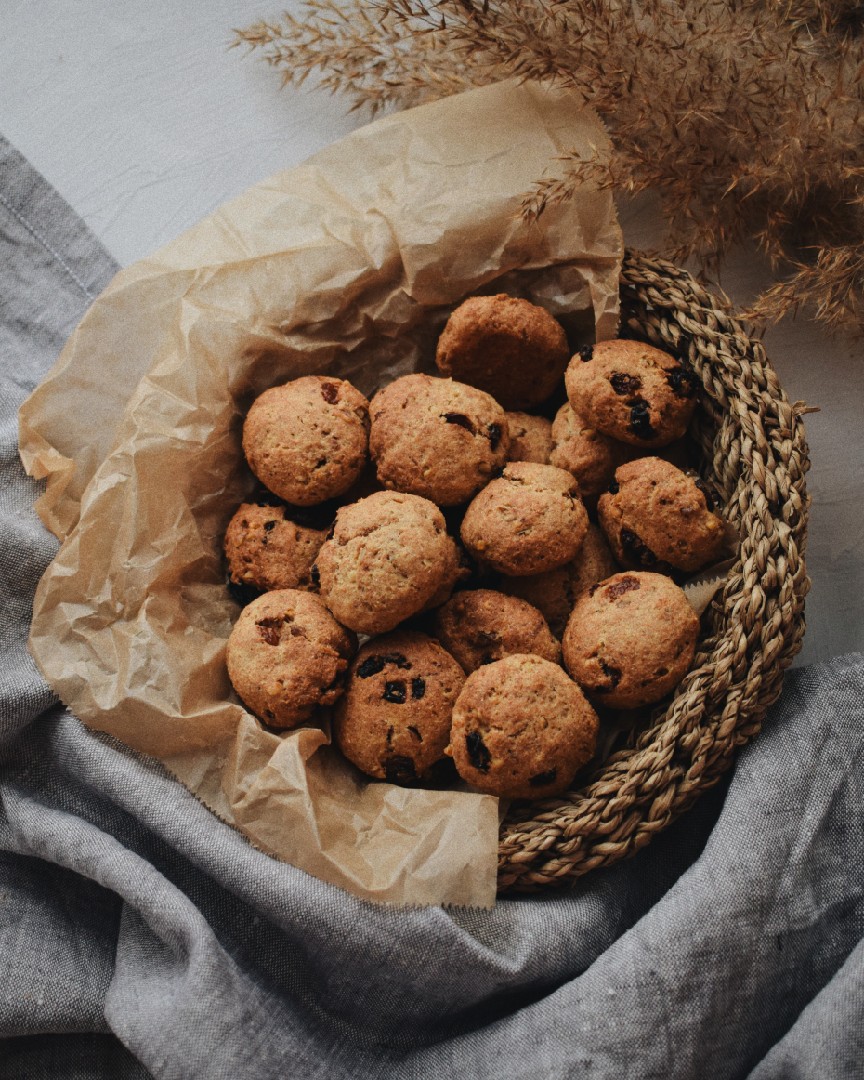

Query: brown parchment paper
[19,79,623,908]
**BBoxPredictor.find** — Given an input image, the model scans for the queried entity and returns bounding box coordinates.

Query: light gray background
[1,0,861,665]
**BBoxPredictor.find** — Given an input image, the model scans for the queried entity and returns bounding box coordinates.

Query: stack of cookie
[224,295,728,801]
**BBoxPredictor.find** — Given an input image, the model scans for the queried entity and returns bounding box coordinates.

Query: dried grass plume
[234,1,864,334]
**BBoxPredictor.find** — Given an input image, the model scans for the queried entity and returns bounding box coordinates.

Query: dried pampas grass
[234,1,864,335]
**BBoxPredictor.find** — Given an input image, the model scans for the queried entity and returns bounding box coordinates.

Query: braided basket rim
[496,249,811,894]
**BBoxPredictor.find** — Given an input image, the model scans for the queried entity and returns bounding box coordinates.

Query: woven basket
[497,249,811,893]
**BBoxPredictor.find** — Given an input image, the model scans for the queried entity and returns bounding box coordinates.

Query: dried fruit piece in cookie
[334,630,466,783]
[369,374,509,506]
[499,522,618,637]
[562,571,698,709]
[242,375,370,506]
[597,457,727,575]
[224,502,326,593]
[315,491,461,635]
[564,339,698,448]
[432,588,561,672]
[505,411,553,464]
[448,654,598,798]
[460,462,588,576]
[226,589,356,728]
[435,293,569,411]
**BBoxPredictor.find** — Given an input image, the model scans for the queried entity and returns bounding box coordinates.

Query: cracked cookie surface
[449,653,598,798]
[242,375,370,506]
[226,589,356,728]
[460,462,589,576]
[315,491,461,634]
[565,339,699,448]
[562,571,698,708]
[224,502,326,593]
[369,373,509,507]
[436,293,569,411]
[334,630,465,783]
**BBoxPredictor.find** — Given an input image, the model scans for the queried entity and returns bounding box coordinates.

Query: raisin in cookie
[460,462,588,576]
[432,589,560,673]
[448,654,598,799]
[436,294,569,411]
[505,412,553,464]
[242,375,370,506]
[565,339,699,448]
[226,589,356,728]
[315,491,461,635]
[562,571,698,709]
[369,374,509,506]
[334,631,466,784]
[499,522,618,637]
[598,457,726,575]
[224,503,326,593]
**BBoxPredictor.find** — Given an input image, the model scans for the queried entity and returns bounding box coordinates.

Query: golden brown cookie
[315,491,461,635]
[435,294,569,410]
[499,522,618,637]
[224,503,326,593]
[448,654,599,799]
[565,339,699,448]
[369,374,509,506]
[597,457,726,575]
[562,571,698,708]
[460,462,589,576]
[432,589,561,673]
[334,631,466,784]
[549,402,631,497]
[505,412,553,464]
[226,589,356,728]
[242,376,370,506]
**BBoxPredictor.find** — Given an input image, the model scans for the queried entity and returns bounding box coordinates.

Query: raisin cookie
[436,294,569,411]
[224,502,326,593]
[598,457,726,575]
[499,522,619,637]
[369,374,509,506]
[242,375,370,506]
[505,412,553,464]
[315,491,461,635]
[226,589,356,728]
[448,654,599,799]
[562,571,698,709]
[460,462,588,576]
[565,339,699,448]
[549,402,631,498]
[432,589,561,673]
[334,631,466,784]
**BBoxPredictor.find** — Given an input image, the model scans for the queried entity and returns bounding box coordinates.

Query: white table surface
[3,0,862,668]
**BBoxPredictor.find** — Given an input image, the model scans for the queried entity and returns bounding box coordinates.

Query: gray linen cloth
[1,133,863,1080]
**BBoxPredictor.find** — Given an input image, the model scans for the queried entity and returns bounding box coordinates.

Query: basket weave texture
[497,249,811,893]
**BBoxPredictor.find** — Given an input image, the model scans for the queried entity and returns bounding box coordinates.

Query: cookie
[597,457,726,575]
[460,462,589,576]
[226,589,356,728]
[224,502,326,593]
[369,374,509,506]
[242,375,370,506]
[562,571,698,709]
[564,339,699,448]
[334,630,466,783]
[505,412,553,464]
[448,654,599,799]
[436,294,569,410]
[432,589,561,673]
[549,402,631,497]
[499,522,619,637]
[315,491,461,635]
